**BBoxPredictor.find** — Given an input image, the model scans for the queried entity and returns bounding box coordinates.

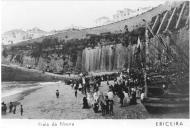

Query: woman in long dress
[123,91,130,106]
[87,92,95,107]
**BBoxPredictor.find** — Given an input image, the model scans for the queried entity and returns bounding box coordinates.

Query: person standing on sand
[2,103,7,115]
[107,89,114,115]
[82,96,89,109]
[4,103,7,115]
[20,105,23,116]
[9,102,13,113]
[100,99,106,116]
[1,102,4,115]
[123,91,130,107]
[130,89,137,105]
[140,90,145,103]
[118,90,124,107]
[107,80,109,86]
[93,102,99,113]
[78,83,82,92]
[13,105,16,114]
[75,89,77,98]
[56,90,59,98]
[109,100,114,115]
[82,76,86,93]
[105,95,109,114]
[107,89,114,101]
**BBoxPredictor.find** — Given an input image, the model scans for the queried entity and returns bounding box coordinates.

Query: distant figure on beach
[93,91,99,103]
[123,91,130,107]
[74,81,79,90]
[75,90,77,98]
[56,90,59,98]
[4,104,7,115]
[130,89,137,105]
[118,90,124,107]
[2,102,5,115]
[93,102,99,113]
[82,76,86,94]
[140,91,145,103]
[107,89,114,115]
[82,96,89,109]
[107,80,109,86]
[2,102,7,115]
[105,95,109,114]
[13,105,16,114]
[107,89,114,101]
[100,100,106,116]
[78,83,82,92]
[1,102,4,114]
[20,105,23,116]
[9,102,13,113]
[109,100,114,115]
[98,93,106,116]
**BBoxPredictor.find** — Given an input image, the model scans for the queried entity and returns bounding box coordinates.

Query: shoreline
[2,87,43,105]
[1,81,67,104]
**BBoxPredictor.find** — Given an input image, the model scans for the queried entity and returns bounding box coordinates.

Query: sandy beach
[2,80,189,119]
[2,81,151,119]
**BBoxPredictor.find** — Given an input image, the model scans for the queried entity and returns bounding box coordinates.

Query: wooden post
[185,15,189,26]
[152,15,160,34]
[175,2,186,29]
[144,27,149,98]
[165,7,177,31]
[144,68,148,98]
[156,11,169,34]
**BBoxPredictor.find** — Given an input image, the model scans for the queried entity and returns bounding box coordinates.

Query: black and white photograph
[0,0,189,127]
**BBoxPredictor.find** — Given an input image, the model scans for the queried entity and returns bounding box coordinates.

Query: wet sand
[2,81,150,119]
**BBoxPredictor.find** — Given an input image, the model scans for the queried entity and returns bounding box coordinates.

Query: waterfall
[81,43,136,72]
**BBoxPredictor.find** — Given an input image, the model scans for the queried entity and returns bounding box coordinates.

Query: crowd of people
[69,70,145,116]
[1,102,23,116]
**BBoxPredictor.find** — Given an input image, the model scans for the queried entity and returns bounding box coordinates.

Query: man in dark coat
[9,102,13,113]
[75,90,77,98]
[82,96,89,109]
[13,105,16,114]
[130,89,137,105]
[56,90,59,98]
[93,102,99,113]
[20,105,23,116]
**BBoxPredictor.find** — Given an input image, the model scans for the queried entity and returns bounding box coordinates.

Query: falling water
[82,43,137,72]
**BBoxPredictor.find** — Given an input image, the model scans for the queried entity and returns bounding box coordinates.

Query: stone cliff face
[2,1,189,76]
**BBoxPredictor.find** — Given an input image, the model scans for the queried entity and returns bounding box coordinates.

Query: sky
[1,0,167,33]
